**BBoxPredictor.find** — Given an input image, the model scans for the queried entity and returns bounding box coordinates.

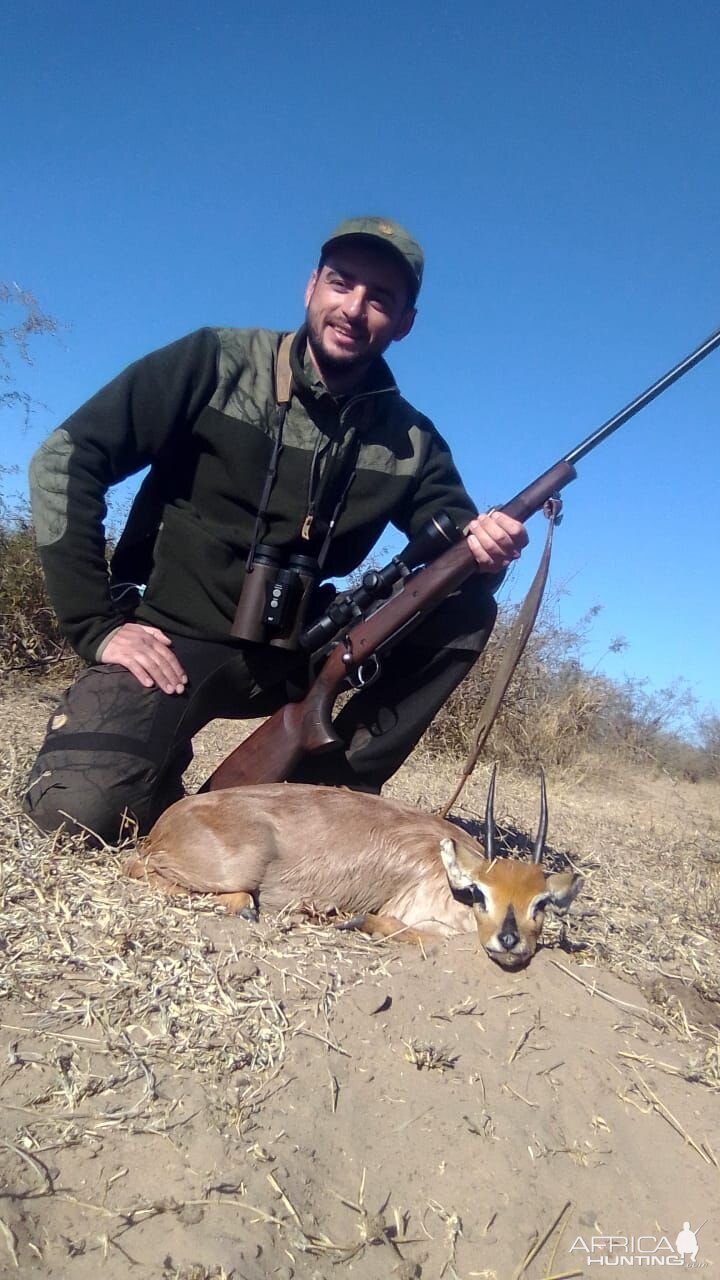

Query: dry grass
[1,704,390,1094]
[424,597,719,782]
[3,689,718,1102]
[1,685,719,1277]
[1,701,430,1273]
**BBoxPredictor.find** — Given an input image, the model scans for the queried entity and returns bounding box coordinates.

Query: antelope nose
[498,907,520,951]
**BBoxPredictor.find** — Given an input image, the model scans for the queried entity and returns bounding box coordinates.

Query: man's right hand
[100,623,188,694]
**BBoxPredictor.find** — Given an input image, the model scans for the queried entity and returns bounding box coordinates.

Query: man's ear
[304,270,319,309]
[392,307,416,343]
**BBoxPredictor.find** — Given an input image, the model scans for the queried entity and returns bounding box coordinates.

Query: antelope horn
[532,768,548,864]
[484,763,498,861]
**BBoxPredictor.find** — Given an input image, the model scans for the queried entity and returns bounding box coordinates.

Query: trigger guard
[349,655,381,689]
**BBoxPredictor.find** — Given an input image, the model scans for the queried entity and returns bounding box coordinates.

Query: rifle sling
[275,331,294,405]
[438,499,562,818]
[244,333,295,570]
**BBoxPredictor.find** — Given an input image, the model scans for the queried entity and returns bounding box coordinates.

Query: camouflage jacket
[29,326,478,661]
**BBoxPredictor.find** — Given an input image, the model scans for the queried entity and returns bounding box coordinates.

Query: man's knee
[22,665,189,844]
[23,747,161,844]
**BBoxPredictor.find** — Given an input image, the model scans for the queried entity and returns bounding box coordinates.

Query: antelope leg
[337,913,438,947]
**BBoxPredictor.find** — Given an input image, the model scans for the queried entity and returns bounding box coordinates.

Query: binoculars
[231,545,320,650]
[231,512,460,654]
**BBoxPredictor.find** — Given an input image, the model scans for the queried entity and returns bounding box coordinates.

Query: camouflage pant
[23,578,496,844]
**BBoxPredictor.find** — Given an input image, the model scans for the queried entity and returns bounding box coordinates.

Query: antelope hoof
[336,914,367,932]
[214,891,259,919]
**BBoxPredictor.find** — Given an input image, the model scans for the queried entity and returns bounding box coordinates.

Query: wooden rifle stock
[203,458,577,791]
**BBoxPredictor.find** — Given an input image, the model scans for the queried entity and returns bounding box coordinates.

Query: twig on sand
[512,1200,583,1279]
[293,1025,351,1057]
[265,1166,419,1266]
[508,1023,534,1065]
[0,1218,20,1270]
[549,960,675,1030]
[0,1136,55,1194]
[627,1066,718,1168]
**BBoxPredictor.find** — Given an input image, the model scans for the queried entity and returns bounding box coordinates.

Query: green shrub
[0,484,71,676]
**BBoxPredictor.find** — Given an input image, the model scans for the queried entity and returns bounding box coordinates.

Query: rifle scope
[300,511,459,653]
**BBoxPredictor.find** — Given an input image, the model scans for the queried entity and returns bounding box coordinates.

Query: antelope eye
[471,886,488,911]
[532,897,550,919]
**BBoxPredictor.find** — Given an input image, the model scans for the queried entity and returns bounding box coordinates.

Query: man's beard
[305,311,371,377]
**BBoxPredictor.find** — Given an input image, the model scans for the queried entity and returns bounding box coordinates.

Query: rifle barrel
[564,323,720,467]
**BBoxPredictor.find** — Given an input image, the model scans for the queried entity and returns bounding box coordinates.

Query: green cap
[321,216,424,303]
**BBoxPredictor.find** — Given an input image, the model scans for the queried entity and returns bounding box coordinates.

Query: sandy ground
[1,684,719,1279]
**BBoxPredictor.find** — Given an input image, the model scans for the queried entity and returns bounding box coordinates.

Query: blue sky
[3,0,719,718]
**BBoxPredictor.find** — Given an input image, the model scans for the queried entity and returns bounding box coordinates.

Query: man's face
[304,243,416,381]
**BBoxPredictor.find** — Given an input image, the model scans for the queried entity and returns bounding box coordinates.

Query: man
[25,217,527,842]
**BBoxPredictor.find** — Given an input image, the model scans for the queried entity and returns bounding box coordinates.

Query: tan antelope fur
[126,772,582,969]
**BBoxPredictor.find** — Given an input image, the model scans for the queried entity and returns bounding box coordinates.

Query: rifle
[203,322,720,791]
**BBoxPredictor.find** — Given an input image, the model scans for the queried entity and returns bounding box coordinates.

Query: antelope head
[439,767,582,968]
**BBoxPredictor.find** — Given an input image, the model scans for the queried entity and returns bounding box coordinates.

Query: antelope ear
[439,838,484,893]
[544,871,583,911]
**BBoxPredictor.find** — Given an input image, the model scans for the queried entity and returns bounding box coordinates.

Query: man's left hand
[466,511,529,573]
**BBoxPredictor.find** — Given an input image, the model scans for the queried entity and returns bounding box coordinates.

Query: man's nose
[342,288,367,319]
